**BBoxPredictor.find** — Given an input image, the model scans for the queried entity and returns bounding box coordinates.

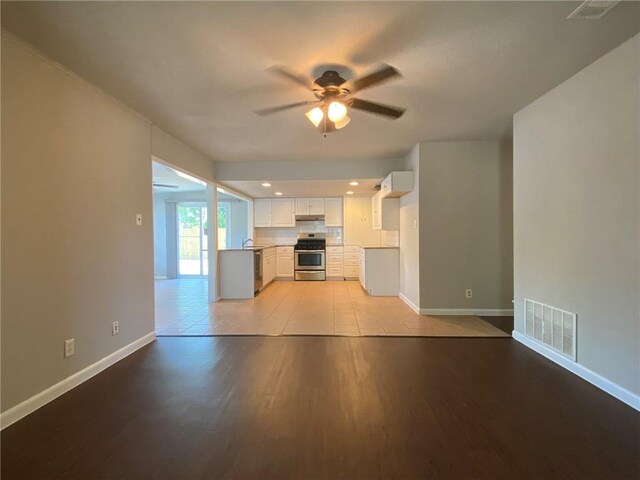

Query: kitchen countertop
[218,245,277,252]
[359,245,399,249]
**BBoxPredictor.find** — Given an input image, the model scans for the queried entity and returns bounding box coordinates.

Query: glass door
[178,203,208,276]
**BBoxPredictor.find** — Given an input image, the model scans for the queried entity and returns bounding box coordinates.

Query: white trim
[513,330,640,411]
[1,332,156,430]
[399,293,420,314]
[421,308,514,316]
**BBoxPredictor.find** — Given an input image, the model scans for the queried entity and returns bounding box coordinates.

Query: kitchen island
[218,246,276,299]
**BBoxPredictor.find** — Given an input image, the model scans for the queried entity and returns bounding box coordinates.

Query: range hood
[295,214,325,222]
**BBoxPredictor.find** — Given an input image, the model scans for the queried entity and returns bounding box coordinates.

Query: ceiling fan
[255,64,405,134]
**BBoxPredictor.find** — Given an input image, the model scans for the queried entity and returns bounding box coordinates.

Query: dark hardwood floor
[2,336,639,480]
[478,315,514,335]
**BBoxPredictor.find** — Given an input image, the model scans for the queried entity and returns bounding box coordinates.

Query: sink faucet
[242,238,254,249]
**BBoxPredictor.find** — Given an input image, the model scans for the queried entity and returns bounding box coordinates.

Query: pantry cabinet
[324,197,343,227]
[344,196,380,246]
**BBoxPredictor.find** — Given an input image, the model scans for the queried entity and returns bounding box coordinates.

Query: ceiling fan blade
[267,66,312,89]
[347,64,401,93]
[350,98,405,119]
[255,101,317,116]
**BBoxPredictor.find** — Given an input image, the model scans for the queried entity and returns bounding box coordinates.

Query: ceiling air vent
[567,1,621,20]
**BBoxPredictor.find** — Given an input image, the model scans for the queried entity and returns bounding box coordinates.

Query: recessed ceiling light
[261,182,271,187]
[275,192,283,196]
[349,181,359,186]
[346,191,354,195]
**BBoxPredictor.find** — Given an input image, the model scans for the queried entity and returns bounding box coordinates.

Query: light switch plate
[136,214,143,226]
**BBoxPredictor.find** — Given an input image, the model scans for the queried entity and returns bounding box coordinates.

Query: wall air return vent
[567,1,621,20]
[525,299,577,361]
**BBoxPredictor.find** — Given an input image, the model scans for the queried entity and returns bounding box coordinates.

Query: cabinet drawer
[326,266,344,277]
[344,245,360,254]
[326,246,344,254]
[326,254,343,265]
[344,266,359,277]
[276,246,294,254]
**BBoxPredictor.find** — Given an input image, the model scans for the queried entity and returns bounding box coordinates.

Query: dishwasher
[254,250,263,292]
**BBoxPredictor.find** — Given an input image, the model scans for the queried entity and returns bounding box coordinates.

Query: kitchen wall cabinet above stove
[254,197,343,228]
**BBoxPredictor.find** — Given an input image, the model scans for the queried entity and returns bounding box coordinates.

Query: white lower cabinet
[276,246,294,278]
[262,247,277,286]
[343,245,360,279]
[325,246,344,279]
[358,248,399,296]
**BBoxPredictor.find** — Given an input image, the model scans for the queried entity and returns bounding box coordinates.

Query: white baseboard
[399,293,421,314]
[1,332,156,430]
[512,330,640,411]
[421,308,514,316]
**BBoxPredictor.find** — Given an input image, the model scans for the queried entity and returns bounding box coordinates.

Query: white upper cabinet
[255,197,343,227]
[324,197,343,227]
[309,198,324,215]
[380,171,413,198]
[270,198,295,227]
[295,198,324,216]
[295,198,309,215]
[254,199,271,227]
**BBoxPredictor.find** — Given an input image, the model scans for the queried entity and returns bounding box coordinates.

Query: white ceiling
[3,2,638,162]
[152,162,206,193]
[223,179,380,199]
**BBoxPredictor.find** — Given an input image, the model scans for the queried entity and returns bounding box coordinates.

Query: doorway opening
[177,203,208,276]
[152,160,214,335]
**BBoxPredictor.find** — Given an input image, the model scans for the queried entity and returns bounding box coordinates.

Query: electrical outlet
[136,214,143,226]
[64,338,75,358]
[465,289,473,299]
[112,321,119,336]
[413,219,418,230]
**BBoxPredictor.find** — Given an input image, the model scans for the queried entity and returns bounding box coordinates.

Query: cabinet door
[359,250,366,290]
[371,192,382,230]
[343,196,362,245]
[254,199,271,227]
[277,254,294,277]
[295,198,309,215]
[308,198,324,215]
[271,199,295,227]
[361,197,381,245]
[324,197,343,227]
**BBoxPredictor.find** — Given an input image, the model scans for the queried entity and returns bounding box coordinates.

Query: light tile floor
[155,278,509,337]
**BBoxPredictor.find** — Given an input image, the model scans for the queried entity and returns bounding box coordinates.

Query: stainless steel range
[294,233,326,281]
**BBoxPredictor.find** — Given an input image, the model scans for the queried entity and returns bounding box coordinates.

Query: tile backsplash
[254,222,343,245]
[255,222,399,247]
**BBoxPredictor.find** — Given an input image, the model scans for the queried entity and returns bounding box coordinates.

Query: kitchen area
[218,171,413,299]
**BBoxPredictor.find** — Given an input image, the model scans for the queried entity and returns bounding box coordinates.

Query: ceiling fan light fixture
[328,101,347,123]
[305,107,324,127]
[334,115,351,130]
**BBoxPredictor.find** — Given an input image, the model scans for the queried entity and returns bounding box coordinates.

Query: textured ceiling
[2,1,638,162]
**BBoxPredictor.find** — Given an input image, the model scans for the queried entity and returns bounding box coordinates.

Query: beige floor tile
[156,279,509,338]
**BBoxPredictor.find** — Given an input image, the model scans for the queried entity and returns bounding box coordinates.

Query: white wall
[214,158,404,182]
[513,34,640,395]
[227,200,248,249]
[419,141,514,312]
[399,145,420,309]
[152,126,215,183]
[1,34,154,411]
